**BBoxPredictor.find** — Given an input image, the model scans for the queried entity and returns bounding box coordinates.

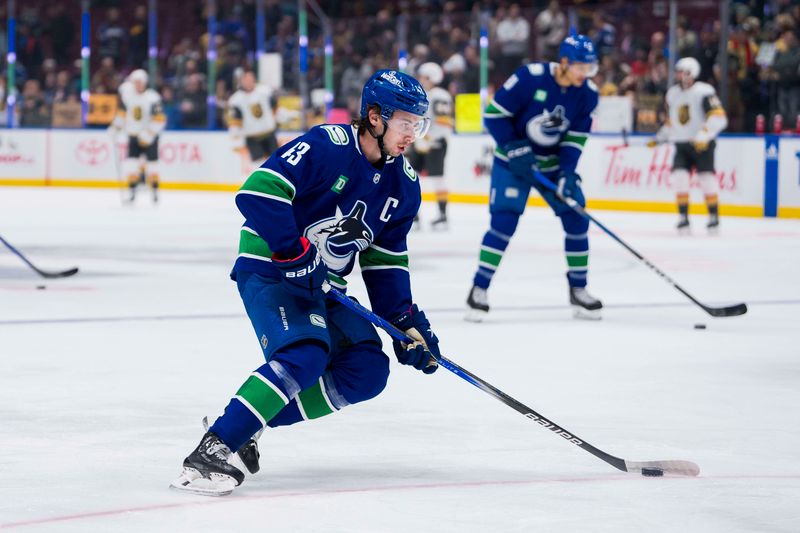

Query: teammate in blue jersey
[171,70,441,496]
[466,33,604,321]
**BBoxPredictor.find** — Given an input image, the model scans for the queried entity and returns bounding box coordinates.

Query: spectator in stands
[534,0,566,62]
[43,5,75,68]
[695,22,719,84]
[590,10,616,59]
[407,45,431,78]
[19,79,50,127]
[728,23,761,131]
[676,16,699,59]
[97,8,126,64]
[771,29,800,131]
[16,22,45,83]
[91,57,122,95]
[178,73,207,129]
[495,3,530,80]
[128,5,149,70]
[461,44,482,93]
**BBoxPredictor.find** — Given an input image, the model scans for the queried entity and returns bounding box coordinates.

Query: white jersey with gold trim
[665,82,724,143]
[120,88,165,138]
[227,86,276,138]
[425,86,453,144]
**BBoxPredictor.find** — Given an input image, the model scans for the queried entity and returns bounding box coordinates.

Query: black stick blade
[37,267,79,279]
[704,302,747,317]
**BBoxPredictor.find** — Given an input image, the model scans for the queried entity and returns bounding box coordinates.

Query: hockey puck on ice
[693,323,707,330]
[36,285,46,290]
[641,467,664,477]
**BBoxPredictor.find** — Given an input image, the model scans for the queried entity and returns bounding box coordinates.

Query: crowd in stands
[2,0,799,133]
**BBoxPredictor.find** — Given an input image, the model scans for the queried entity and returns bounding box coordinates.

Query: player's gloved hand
[390,304,439,374]
[692,128,711,152]
[646,139,659,148]
[272,237,328,300]
[503,139,537,184]
[556,171,584,202]
[138,129,155,147]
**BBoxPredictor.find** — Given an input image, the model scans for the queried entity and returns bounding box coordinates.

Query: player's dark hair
[352,104,381,134]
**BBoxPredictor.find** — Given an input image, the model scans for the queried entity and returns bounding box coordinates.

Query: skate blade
[572,306,602,320]
[464,308,488,323]
[677,226,691,236]
[169,468,236,497]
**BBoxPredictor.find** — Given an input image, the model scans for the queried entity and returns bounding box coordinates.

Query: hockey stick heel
[0,235,79,279]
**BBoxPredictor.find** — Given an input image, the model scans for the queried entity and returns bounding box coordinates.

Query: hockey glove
[503,139,538,185]
[272,237,328,301]
[692,128,711,152]
[390,304,439,374]
[556,170,585,205]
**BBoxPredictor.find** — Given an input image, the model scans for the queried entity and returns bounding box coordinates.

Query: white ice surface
[0,187,798,532]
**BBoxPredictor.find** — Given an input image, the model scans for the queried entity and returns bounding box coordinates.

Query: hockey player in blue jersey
[171,70,440,496]
[466,33,603,321]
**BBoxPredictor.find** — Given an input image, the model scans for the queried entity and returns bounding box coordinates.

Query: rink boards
[0,128,798,218]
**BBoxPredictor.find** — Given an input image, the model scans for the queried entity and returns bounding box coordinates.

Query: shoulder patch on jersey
[503,74,519,91]
[527,63,545,76]
[402,156,417,181]
[320,125,349,146]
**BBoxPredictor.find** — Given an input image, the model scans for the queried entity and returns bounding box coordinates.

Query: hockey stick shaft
[0,234,79,279]
[531,170,746,317]
[324,285,698,476]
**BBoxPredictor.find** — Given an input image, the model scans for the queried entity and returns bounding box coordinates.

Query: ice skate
[430,215,448,231]
[569,286,602,320]
[465,285,489,322]
[676,215,690,235]
[202,415,260,475]
[170,431,245,496]
[706,214,719,235]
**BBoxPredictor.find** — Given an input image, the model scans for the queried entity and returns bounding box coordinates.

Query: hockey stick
[531,170,747,318]
[109,130,128,205]
[324,284,700,477]
[0,234,79,279]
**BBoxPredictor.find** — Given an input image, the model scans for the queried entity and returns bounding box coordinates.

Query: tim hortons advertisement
[440,135,765,207]
[0,130,46,179]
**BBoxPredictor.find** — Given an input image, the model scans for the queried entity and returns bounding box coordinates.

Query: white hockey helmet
[417,62,444,85]
[675,57,701,80]
[129,69,149,85]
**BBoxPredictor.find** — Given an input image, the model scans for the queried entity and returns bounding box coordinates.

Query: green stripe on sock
[236,375,288,422]
[297,380,335,419]
[239,230,272,257]
[566,254,589,267]
[479,248,503,267]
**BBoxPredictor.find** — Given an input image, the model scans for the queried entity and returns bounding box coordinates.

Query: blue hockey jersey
[231,124,420,320]
[484,62,598,175]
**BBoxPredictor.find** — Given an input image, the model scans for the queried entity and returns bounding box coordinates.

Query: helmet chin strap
[366,119,390,165]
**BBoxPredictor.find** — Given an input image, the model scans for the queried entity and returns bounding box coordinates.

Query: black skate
[569,287,603,320]
[465,285,490,322]
[170,432,245,496]
[676,215,690,234]
[202,415,260,475]
[430,215,448,231]
[706,214,719,234]
[236,434,261,474]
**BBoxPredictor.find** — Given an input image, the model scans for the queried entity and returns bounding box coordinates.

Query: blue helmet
[559,33,598,65]
[360,70,429,122]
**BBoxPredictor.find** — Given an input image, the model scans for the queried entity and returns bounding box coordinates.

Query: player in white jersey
[409,62,453,229]
[110,69,165,203]
[226,71,278,169]
[652,57,728,232]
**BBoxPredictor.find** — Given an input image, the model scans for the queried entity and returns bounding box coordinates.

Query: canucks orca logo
[526,105,570,147]
[305,200,374,272]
